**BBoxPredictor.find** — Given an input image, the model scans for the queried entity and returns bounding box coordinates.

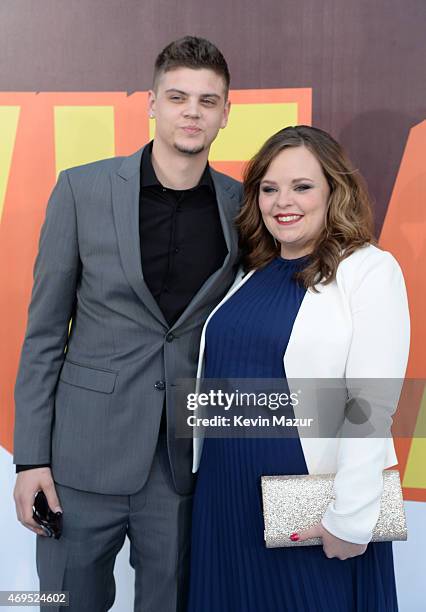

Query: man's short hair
[153,36,230,96]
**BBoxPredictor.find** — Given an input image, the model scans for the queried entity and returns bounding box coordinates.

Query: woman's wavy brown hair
[237,125,376,289]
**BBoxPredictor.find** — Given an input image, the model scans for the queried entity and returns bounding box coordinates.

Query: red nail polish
[290,533,299,541]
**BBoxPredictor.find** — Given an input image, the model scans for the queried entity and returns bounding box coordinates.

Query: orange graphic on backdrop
[379,120,426,502]
[0,88,311,456]
[0,93,424,502]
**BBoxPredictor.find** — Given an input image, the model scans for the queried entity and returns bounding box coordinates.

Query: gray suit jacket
[13,146,241,495]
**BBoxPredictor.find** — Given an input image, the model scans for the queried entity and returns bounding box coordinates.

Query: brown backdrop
[1,0,425,233]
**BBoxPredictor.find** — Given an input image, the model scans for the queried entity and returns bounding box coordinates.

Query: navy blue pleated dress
[187,256,399,612]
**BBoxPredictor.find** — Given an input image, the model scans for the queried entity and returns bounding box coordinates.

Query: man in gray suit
[13,36,241,611]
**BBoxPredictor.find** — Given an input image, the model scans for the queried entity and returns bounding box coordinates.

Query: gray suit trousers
[36,433,193,612]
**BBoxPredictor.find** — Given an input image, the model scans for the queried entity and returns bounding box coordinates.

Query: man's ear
[148,90,156,118]
[221,99,231,129]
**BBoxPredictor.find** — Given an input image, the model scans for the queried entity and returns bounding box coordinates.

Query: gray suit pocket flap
[59,361,117,394]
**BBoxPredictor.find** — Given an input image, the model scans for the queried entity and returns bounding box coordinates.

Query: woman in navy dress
[187,126,410,611]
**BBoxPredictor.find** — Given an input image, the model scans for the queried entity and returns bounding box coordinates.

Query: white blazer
[192,244,410,544]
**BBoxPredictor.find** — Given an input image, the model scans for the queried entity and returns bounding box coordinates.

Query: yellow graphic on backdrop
[54,106,115,176]
[403,388,426,488]
[0,106,20,223]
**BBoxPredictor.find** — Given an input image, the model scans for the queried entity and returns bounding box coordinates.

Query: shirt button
[174,247,179,253]
[165,332,175,343]
[154,380,166,391]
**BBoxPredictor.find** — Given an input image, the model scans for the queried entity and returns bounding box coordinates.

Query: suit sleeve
[321,250,410,544]
[13,170,81,465]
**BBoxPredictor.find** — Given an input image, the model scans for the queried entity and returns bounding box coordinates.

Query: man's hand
[291,522,368,560]
[14,468,62,536]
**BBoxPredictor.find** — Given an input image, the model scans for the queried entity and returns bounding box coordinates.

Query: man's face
[148,67,230,156]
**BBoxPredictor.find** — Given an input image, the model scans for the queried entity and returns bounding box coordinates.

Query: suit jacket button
[154,380,166,391]
[165,332,175,342]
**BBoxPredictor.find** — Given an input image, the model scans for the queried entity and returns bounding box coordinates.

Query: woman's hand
[290,523,367,560]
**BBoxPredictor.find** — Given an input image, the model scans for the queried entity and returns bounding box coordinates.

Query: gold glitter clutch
[261,470,407,547]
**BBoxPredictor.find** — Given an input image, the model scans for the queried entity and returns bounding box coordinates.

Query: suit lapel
[211,168,239,257]
[111,146,169,328]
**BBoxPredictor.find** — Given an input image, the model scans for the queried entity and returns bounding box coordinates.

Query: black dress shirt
[139,141,227,325]
[16,141,227,472]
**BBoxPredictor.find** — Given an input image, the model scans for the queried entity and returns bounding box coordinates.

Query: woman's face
[258,145,330,259]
